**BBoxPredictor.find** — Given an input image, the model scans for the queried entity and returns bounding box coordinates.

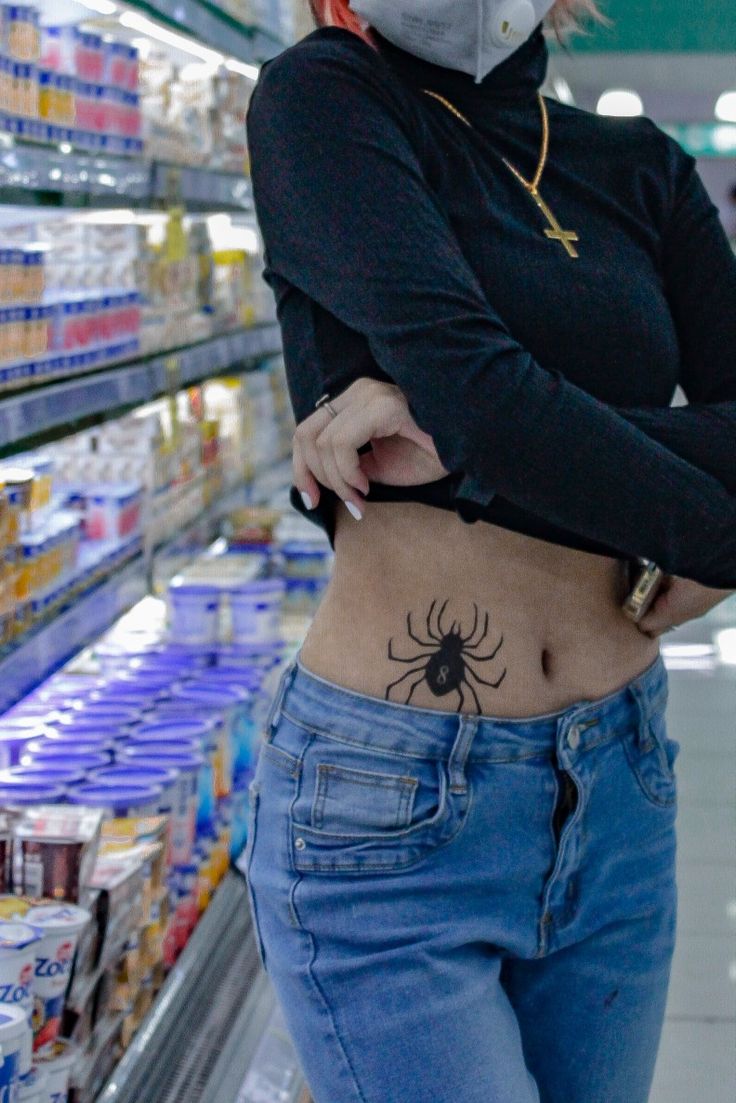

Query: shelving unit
[0,549,146,711]
[0,322,281,452]
[96,871,309,1103]
[0,3,307,1099]
[0,138,255,210]
[123,0,285,66]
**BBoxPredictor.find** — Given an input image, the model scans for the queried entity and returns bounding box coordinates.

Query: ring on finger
[315,393,339,419]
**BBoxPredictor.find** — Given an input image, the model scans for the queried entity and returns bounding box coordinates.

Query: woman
[244,3,736,1100]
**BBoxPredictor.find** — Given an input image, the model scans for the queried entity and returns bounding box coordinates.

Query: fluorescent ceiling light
[119,11,223,65]
[552,76,574,105]
[596,89,643,117]
[713,124,736,153]
[75,0,117,13]
[225,58,260,80]
[715,91,736,123]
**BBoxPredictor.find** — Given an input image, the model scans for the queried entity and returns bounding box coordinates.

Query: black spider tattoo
[385,599,507,714]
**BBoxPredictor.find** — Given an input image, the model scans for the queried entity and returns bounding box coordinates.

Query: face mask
[347,0,555,83]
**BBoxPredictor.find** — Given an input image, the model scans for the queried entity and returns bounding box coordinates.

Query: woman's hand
[293,378,450,519]
[636,574,736,638]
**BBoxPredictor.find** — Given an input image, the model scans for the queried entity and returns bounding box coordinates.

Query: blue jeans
[244,650,679,1103]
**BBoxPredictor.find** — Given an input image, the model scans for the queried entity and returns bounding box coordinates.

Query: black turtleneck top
[246,23,736,589]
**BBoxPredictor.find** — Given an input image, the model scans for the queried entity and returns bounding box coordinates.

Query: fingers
[292,379,405,519]
[292,434,320,510]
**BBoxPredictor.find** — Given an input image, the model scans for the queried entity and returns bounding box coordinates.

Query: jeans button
[567,724,581,751]
[295,837,306,851]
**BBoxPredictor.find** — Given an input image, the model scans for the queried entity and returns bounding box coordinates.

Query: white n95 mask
[347,0,555,83]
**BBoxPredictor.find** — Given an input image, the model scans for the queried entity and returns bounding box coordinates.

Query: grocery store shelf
[126,0,285,67]
[97,870,273,1103]
[0,136,254,209]
[0,551,146,713]
[0,322,282,453]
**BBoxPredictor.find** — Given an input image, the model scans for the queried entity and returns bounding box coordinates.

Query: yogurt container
[0,922,42,1022]
[0,767,86,788]
[91,764,179,864]
[0,724,51,770]
[0,1004,32,1094]
[17,1065,47,1103]
[19,749,109,775]
[228,578,285,644]
[119,745,210,849]
[136,711,230,799]
[48,717,122,740]
[66,783,161,818]
[23,905,90,1055]
[215,642,284,671]
[0,784,65,808]
[33,1037,75,1102]
[168,581,221,645]
[69,704,139,727]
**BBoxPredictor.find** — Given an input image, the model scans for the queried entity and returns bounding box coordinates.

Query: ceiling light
[713,125,736,153]
[715,91,736,123]
[596,89,644,117]
[119,12,223,65]
[75,0,117,13]
[225,58,260,80]
[552,76,574,105]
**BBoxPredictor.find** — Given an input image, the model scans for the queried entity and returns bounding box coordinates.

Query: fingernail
[300,490,314,510]
[344,500,362,520]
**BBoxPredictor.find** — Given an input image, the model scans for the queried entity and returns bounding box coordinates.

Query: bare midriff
[297,500,661,719]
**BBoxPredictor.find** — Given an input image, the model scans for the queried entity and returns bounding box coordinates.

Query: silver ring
[315,393,338,419]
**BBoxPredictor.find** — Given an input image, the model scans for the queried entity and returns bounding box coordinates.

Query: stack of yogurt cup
[0,902,91,1103]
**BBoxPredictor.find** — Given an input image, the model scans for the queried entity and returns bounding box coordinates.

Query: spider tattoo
[385,599,507,714]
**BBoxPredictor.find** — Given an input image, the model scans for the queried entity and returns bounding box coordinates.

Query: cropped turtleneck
[246,25,736,588]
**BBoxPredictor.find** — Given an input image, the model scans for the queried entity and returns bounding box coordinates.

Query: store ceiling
[562,0,736,53]
[549,51,735,122]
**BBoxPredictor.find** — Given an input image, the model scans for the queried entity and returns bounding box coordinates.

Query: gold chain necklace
[421,89,579,259]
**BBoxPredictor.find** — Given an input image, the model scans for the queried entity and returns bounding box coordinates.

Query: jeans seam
[288,880,370,1103]
[279,706,558,764]
[618,729,677,808]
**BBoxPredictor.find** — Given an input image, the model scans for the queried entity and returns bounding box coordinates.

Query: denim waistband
[267,649,668,765]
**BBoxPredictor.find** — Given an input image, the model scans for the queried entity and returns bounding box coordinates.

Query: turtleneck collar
[370,22,549,111]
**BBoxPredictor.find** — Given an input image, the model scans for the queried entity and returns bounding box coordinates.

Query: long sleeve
[246,36,736,588]
[611,132,736,493]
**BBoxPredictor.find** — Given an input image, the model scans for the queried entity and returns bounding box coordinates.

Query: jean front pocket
[286,721,469,876]
[620,705,679,809]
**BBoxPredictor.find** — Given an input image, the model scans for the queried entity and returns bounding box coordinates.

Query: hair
[307,1,610,48]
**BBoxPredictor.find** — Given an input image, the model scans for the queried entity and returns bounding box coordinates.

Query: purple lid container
[22,746,111,770]
[175,683,247,706]
[61,704,139,726]
[92,764,177,788]
[67,782,162,814]
[119,746,204,773]
[112,666,178,686]
[130,720,214,746]
[0,724,52,769]
[0,764,87,786]
[29,733,114,756]
[0,781,66,805]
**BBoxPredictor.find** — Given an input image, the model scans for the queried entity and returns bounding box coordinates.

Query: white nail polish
[300,490,314,510]
[345,500,363,520]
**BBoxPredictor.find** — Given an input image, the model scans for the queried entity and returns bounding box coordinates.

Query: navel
[541,647,553,678]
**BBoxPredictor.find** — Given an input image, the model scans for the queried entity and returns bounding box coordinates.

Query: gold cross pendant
[529,186,579,258]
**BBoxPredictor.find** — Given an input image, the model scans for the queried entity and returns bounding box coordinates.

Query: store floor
[232,604,736,1103]
[649,601,736,1103]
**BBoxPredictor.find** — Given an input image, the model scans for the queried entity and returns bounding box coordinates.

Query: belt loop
[627,679,653,752]
[447,715,479,794]
[263,656,298,739]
